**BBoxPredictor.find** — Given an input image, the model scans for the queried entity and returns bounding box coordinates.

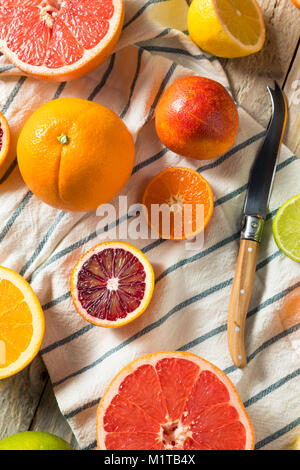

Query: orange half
[142,167,214,240]
[0,111,10,170]
[0,267,45,379]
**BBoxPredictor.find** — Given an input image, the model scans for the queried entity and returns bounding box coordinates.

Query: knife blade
[227,82,287,368]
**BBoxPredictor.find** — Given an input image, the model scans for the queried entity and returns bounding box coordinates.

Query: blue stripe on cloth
[1,76,27,115]
[244,367,300,408]
[0,158,18,185]
[52,245,288,387]
[142,45,218,62]
[181,282,300,355]
[52,82,67,100]
[255,417,300,449]
[0,64,16,73]
[20,211,66,277]
[146,63,177,122]
[123,0,169,29]
[31,130,268,280]
[0,192,33,243]
[120,48,144,119]
[66,363,300,434]
[39,205,283,356]
[88,54,115,101]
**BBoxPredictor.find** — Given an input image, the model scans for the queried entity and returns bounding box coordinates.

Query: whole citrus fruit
[155,76,239,161]
[0,432,72,450]
[17,98,135,212]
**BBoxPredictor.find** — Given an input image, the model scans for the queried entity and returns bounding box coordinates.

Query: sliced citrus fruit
[188,0,266,58]
[293,435,300,450]
[96,351,255,450]
[142,167,214,240]
[273,194,300,263]
[71,241,155,328]
[0,0,124,81]
[0,111,10,169]
[0,267,45,379]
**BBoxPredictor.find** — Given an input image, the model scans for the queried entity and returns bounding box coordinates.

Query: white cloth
[0,0,299,450]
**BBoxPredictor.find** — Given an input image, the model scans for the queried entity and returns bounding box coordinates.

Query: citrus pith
[96,351,255,450]
[71,241,155,327]
[0,266,45,380]
[0,0,124,81]
[188,0,265,58]
[142,167,214,240]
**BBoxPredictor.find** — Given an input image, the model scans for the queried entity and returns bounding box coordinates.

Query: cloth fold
[0,0,299,450]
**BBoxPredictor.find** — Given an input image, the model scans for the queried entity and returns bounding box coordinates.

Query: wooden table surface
[0,0,299,450]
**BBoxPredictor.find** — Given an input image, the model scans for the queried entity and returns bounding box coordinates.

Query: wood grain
[221,0,300,130]
[283,45,300,156]
[0,0,299,450]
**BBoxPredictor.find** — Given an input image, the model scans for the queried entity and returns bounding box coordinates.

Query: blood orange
[0,0,124,82]
[96,351,255,450]
[71,241,155,328]
[0,111,10,169]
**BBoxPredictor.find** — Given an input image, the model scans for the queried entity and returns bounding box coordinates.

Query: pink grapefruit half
[0,0,124,81]
[97,351,255,450]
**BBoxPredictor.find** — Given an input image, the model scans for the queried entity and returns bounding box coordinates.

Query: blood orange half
[0,111,10,169]
[71,241,155,328]
[0,0,124,81]
[97,351,255,450]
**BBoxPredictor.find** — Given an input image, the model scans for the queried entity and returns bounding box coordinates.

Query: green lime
[273,194,300,263]
[0,431,72,450]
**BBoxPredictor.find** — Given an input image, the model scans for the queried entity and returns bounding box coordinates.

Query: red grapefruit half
[0,0,124,81]
[97,351,255,450]
[71,241,155,328]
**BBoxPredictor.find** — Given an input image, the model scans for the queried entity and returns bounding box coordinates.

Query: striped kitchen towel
[0,0,299,450]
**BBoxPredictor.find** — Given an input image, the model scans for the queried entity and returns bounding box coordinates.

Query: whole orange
[291,0,300,8]
[155,76,239,161]
[17,98,135,212]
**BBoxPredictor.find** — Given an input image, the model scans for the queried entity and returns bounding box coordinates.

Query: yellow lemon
[188,0,266,58]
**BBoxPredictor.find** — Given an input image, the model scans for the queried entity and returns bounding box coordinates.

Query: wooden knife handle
[228,239,259,368]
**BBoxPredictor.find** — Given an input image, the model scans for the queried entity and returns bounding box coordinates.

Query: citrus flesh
[0,0,124,81]
[273,194,300,263]
[142,167,214,240]
[17,97,135,212]
[0,111,10,169]
[97,351,255,450]
[0,267,45,379]
[0,431,71,450]
[71,242,155,327]
[188,0,265,58]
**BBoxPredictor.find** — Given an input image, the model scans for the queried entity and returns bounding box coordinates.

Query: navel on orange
[0,267,45,379]
[142,167,214,240]
[17,98,135,212]
[71,241,155,327]
[96,351,255,450]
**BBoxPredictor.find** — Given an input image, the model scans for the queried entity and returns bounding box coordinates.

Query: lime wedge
[273,194,300,263]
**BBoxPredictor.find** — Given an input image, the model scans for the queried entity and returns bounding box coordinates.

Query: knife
[227,82,288,369]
